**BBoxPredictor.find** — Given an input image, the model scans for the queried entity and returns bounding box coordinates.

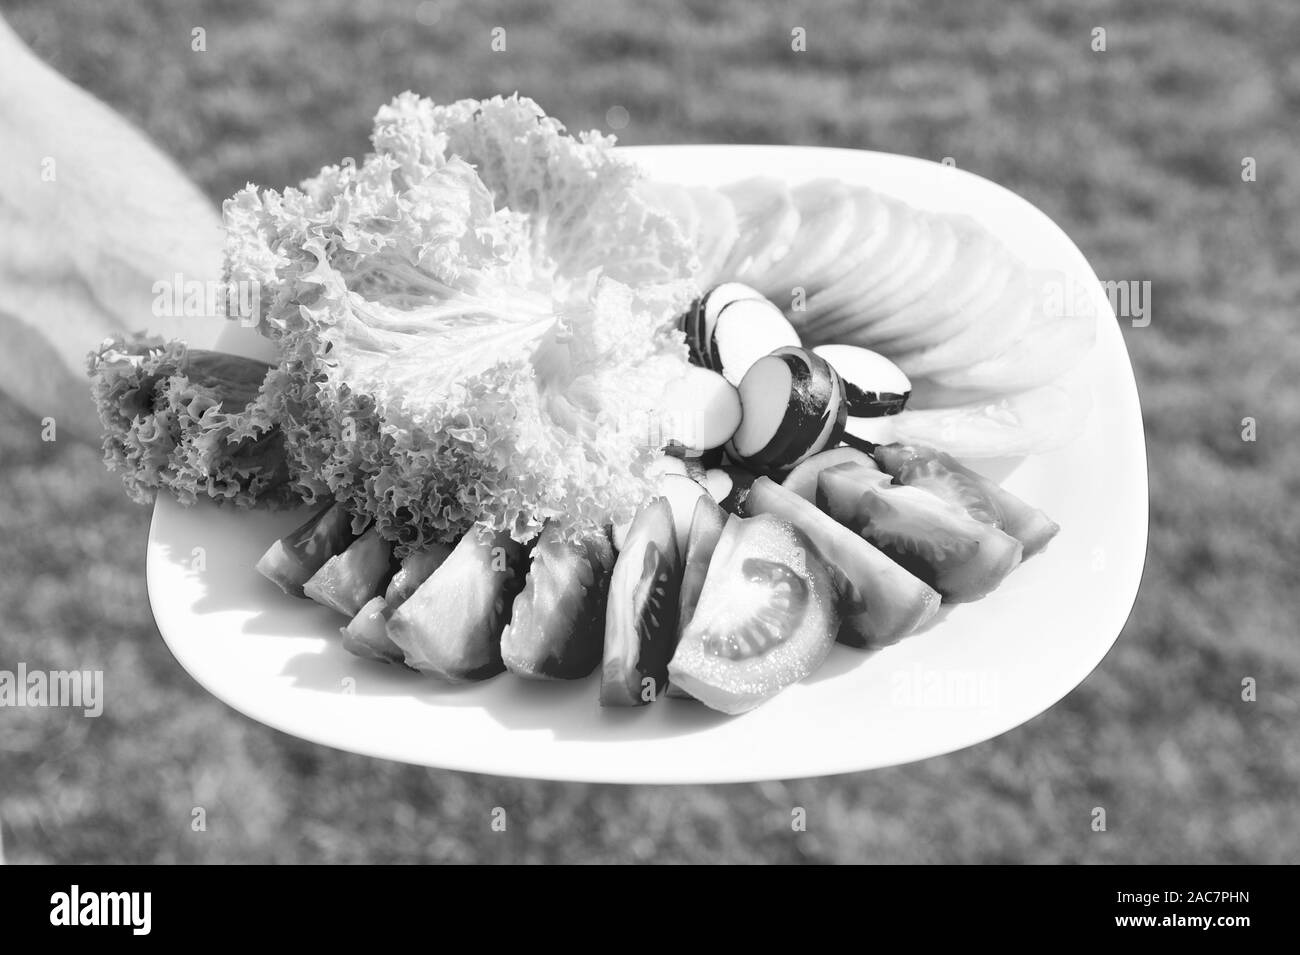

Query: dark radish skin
[256,502,359,598]
[600,497,683,706]
[746,477,939,649]
[694,293,801,385]
[726,346,849,473]
[873,442,1060,556]
[812,344,912,418]
[681,282,767,369]
[710,466,759,516]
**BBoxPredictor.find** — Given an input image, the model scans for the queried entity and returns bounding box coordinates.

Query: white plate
[148,145,1147,784]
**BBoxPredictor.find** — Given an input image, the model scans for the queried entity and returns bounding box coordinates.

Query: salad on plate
[88,93,1089,717]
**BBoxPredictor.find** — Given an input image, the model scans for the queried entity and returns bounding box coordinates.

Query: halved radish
[726,346,847,473]
[658,365,741,452]
[812,344,911,417]
[708,297,802,385]
[682,283,800,385]
[682,282,762,367]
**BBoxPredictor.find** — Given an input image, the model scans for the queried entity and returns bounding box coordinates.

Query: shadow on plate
[277,641,736,741]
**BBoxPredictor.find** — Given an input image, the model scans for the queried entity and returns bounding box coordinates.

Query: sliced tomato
[745,477,939,648]
[668,513,838,714]
[817,462,1023,603]
[501,523,614,680]
[600,498,682,705]
[386,528,527,682]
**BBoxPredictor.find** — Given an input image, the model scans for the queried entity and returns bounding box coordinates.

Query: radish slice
[659,366,741,451]
[726,347,847,472]
[729,356,792,458]
[710,297,801,385]
[813,344,911,417]
[682,283,766,368]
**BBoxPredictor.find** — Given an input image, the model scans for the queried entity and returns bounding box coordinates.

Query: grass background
[2,0,1298,863]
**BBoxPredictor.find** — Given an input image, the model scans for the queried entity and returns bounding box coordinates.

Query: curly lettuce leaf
[88,334,296,508]
[226,94,696,552]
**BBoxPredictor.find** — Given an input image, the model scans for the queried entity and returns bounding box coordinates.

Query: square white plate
[148,145,1147,783]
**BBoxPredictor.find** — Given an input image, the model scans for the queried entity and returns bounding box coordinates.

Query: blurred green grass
[2,0,1298,863]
